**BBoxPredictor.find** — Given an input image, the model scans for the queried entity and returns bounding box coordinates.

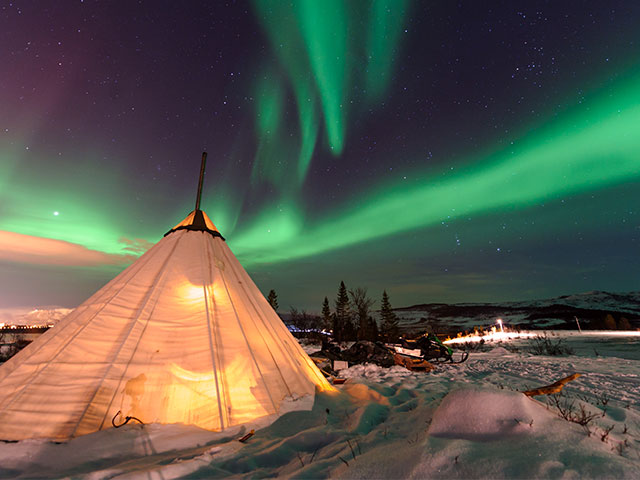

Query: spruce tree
[321,297,332,331]
[380,290,399,342]
[267,289,279,311]
[334,281,350,342]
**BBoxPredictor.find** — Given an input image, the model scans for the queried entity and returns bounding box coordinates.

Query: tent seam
[202,234,227,429]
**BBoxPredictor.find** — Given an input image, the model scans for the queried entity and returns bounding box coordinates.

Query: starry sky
[1,0,639,312]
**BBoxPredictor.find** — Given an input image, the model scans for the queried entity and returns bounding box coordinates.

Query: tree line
[267,281,400,343]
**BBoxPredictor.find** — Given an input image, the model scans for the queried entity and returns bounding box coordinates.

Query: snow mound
[342,382,390,406]
[485,346,511,356]
[429,388,551,441]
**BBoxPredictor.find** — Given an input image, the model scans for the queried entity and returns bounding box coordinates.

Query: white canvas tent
[0,157,332,442]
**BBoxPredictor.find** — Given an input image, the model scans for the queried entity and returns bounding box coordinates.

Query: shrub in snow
[546,393,599,433]
[529,333,574,355]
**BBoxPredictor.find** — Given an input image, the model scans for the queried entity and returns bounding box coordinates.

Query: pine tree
[267,289,279,311]
[380,290,399,342]
[321,297,332,331]
[334,281,351,342]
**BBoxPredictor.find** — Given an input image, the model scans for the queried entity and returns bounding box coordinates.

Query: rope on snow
[111,410,145,428]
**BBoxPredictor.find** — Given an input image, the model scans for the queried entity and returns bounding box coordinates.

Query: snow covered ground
[1,332,639,479]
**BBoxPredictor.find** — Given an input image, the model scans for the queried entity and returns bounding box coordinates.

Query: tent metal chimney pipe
[195,151,207,211]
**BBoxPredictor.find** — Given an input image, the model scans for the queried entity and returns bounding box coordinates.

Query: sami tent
[0,154,332,441]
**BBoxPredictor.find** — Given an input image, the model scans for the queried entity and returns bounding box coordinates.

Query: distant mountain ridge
[393,291,640,334]
[0,307,73,327]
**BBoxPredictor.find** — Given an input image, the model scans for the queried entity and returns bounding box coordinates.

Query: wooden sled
[393,353,434,372]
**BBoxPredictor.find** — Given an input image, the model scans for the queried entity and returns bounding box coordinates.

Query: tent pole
[195,151,207,211]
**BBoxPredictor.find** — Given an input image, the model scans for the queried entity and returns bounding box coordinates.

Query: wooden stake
[522,373,581,397]
[195,151,207,211]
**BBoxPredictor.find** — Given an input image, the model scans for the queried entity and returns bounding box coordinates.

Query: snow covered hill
[393,291,640,334]
[0,307,73,327]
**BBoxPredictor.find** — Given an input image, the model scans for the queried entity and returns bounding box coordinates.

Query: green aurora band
[0,153,129,255]
[231,71,640,265]
[251,0,322,189]
[250,0,410,188]
[294,0,347,155]
[2,69,640,269]
[364,0,411,102]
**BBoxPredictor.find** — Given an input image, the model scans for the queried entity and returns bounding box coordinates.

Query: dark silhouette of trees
[321,296,332,331]
[333,281,352,342]
[349,287,378,341]
[267,289,279,311]
[284,283,403,343]
[380,290,399,342]
[289,307,322,336]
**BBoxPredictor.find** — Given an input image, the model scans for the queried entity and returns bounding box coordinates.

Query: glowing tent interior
[0,153,332,441]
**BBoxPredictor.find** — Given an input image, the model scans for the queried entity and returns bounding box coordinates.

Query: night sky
[1,1,639,312]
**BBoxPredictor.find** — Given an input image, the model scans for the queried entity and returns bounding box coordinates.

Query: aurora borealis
[1,1,639,310]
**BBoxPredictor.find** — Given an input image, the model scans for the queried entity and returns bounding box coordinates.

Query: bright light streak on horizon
[444,331,537,344]
[444,329,640,344]
[573,330,640,337]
